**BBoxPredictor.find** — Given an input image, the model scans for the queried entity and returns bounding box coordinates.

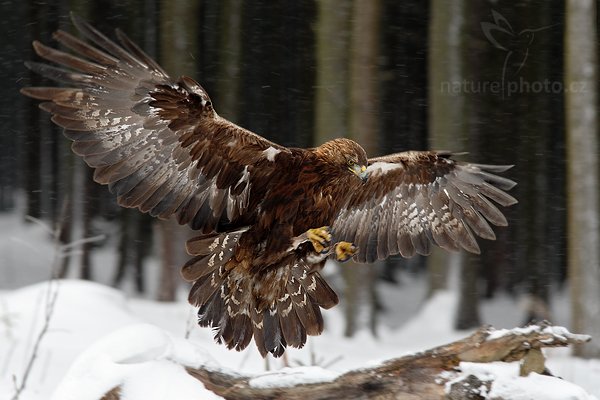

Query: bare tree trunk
[133,214,152,294]
[57,196,72,278]
[79,169,95,280]
[378,0,430,286]
[428,0,480,328]
[511,3,555,324]
[315,0,351,144]
[426,0,467,298]
[565,0,600,358]
[55,119,76,278]
[156,0,201,301]
[23,2,44,221]
[112,209,131,288]
[160,0,201,78]
[455,253,481,330]
[345,0,381,337]
[0,1,24,213]
[156,218,181,302]
[315,0,352,332]
[216,0,242,120]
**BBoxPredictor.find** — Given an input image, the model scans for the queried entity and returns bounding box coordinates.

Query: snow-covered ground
[1,212,600,399]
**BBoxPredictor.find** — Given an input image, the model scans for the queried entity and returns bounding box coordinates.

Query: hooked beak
[351,164,368,183]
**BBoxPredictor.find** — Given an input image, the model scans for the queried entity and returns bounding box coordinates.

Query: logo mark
[481,10,555,96]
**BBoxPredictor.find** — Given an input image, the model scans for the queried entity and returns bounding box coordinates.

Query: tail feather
[182,228,247,282]
[185,228,247,256]
[188,266,225,308]
[263,307,286,357]
[291,292,323,337]
[311,274,339,309]
[230,314,253,351]
[181,255,213,282]
[250,306,268,357]
[217,278,254,352]
[287,263,327,336]
[278,299,307,349]
[196,289,225,328]
[187,246,338,357]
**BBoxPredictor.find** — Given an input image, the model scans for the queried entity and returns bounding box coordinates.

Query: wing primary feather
[24,62,93,86]
[462,207,496,240]
[115,29,169,76]
[478,171,517,191]
[53,29,119,65]
[470,163,514,173]
[32,40,106,74]
[471,194,509,226]
[480,182,518,206]
[70,13,146,69]
[20,87,77,101]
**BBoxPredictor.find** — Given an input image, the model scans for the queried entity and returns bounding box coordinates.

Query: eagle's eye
[348,161,368,182]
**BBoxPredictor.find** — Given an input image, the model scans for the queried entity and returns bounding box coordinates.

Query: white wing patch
[366,161,403,176]
[262,146,281,162]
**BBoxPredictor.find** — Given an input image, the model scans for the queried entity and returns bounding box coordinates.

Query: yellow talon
[307,226,332,254]
[335,241,358,262]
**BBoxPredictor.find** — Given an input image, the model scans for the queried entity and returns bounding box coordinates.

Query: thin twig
[24,215,55,236]
[10,201,80,400]
[184,306,195,340]
[11,281,60,400]
[60,234,106,251]
[11,217,62,400]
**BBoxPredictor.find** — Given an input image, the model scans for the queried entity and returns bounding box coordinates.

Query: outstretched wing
[331,151,517,263]
[21,14,289,232]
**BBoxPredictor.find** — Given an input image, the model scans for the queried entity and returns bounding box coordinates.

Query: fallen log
[100,323,590,400]
[186,323,590,400]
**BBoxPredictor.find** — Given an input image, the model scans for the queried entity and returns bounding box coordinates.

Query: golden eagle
[22,15,517,357]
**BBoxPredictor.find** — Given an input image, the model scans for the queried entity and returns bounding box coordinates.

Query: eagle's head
[315,138,369,182]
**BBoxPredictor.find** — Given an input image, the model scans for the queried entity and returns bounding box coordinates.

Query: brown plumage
[21,14,518,357]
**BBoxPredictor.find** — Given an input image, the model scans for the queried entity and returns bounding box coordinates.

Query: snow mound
[1,280,138,399]
[51,324,219,400]
[2,280,600,400]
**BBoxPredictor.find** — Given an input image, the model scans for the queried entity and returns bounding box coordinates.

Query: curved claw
[335,241,358,263]
[307,226,332,254]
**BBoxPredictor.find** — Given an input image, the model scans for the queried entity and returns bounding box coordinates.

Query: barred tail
[181,228,247,282]
[183,233,338,357]
[253,261,339,357]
